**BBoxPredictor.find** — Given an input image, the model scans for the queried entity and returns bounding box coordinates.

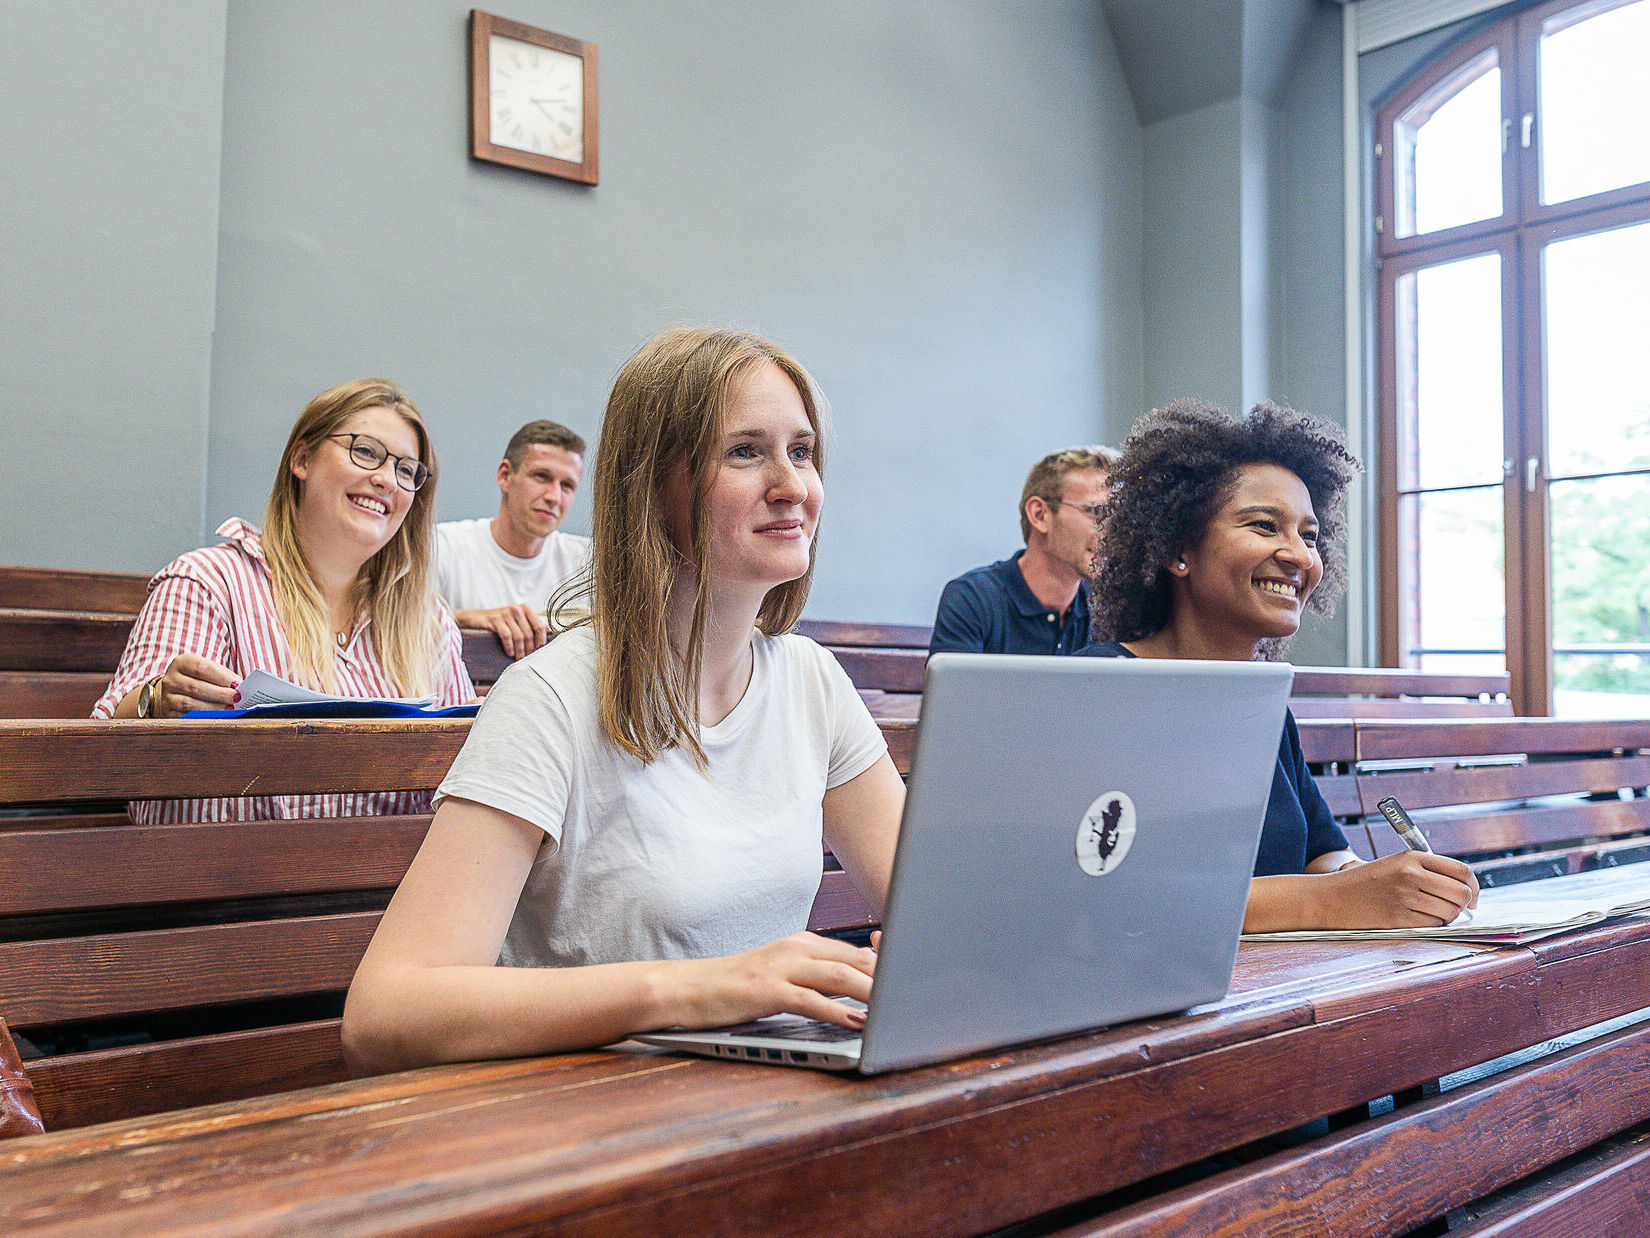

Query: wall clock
[469,10,599,184]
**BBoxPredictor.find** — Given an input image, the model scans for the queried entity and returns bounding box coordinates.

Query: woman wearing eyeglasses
[93,378,473,821]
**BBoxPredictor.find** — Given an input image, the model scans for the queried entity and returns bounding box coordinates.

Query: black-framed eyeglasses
[1050,498,1107,519]
[326,433,430,492]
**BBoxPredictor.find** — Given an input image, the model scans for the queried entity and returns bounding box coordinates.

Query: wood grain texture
[0,670,110,718]
[1355,756,1650,814]
[1070,1018,1650,1236]
[0,609,133,672]
[1448,1129,1650,1236]
[0,718,917,803]
[806,869,877,933]
[826,647,927,693]
[0,814,430,914]
[26,1019,351,1132]
[2,929,1645,1236]
[1290,667,1510,699]
[0,912,380,1027]
[0,719,472,803]
[794,619,933,649]
[1354,717,1650,761]
[1295,720,1356,764]
[0,566,151,614]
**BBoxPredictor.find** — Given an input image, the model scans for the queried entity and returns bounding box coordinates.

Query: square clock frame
[469,10,599,184]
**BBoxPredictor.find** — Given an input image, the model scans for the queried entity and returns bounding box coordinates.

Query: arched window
[1375,0,1650,716]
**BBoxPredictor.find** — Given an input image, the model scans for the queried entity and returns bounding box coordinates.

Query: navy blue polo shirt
[1074,639,1349,876]
[929,551,1091,657]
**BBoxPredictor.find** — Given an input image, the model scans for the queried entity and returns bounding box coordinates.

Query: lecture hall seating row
[2,562,1647,1231]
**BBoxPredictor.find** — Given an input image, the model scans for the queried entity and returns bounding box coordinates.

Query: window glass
[1404,488,1506,671]
[1550,473,1650,716]
[1540,0,1650,205]
[1397,254,1505,491]
[1544,220,1650,477]
[1394,50,1503,237]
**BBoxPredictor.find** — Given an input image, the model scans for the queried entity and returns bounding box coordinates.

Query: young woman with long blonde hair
[343,328,905,1070]
[95,378,473,820]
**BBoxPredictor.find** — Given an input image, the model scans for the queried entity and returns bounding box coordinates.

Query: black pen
[1376,796,1433,853]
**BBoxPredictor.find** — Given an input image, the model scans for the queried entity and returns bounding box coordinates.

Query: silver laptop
[637,652,1293,1074]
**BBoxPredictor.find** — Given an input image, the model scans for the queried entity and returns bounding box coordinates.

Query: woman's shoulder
[758,629,838,674]
[153,520,268,588]
[512,625,600,691]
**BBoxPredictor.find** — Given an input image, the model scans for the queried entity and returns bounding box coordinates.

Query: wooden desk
[5,920,1648,1236]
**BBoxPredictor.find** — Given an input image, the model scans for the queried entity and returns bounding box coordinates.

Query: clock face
[488,34,584,163]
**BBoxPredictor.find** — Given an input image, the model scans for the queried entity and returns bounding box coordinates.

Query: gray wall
[1269,3,1352,667]
[0,0,227,571]
[3,0,1144,627]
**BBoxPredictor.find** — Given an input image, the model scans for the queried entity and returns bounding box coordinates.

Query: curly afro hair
[1089,399,1361,659]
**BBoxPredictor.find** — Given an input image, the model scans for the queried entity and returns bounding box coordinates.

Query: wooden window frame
[1373,0,1650,715]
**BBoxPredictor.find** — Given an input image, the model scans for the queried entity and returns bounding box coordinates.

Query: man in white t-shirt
[436,420,592,659]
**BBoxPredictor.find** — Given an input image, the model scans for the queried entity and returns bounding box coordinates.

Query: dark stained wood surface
[795,619,932,649]
[0,912,380,1027]
[0,566,151,614]
[0,670,109,718]
[826,647,927,693]
[1448,1128,1650,1236]
[24,1019,352,1133]
[460,628,513,686]
[1354,717,1650,761]
[0,609,133,673]
[1290,666,1511,699]
[0,814,429,915]
[0,719,473,804]
[1070,1016,1650,1236]
[3,923,1648,1236]
[1356,755,1650,814]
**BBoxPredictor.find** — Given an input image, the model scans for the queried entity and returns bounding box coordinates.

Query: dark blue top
[1074,639,1348,876]
[929,551,1091,657]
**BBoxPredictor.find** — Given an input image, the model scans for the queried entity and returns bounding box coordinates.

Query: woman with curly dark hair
[1078,399,1478,933]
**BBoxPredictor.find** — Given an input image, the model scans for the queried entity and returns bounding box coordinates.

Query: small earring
[1176,560,1186,572]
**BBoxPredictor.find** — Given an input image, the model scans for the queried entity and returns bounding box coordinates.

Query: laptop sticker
[1076,792,1136,876]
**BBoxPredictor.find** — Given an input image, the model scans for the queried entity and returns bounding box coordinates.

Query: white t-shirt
[435,626,888,969]
[434,518,592,613]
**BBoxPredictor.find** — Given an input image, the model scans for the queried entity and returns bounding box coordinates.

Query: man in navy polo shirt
[930,445,1118,656]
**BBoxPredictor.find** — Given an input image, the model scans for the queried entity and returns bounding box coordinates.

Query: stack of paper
[180,670,476,719]
[1243,863,1650,944]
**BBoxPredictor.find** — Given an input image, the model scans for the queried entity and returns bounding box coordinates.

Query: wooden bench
[0,565,150,614]
[0,606,519,717]
[0,716,911,1130]
[1347,717,1650,884]
[1289,666,1512,720]
[2,920,1648,1234]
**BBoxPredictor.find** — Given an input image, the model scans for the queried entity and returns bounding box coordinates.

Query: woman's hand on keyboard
[674,933,877,1030]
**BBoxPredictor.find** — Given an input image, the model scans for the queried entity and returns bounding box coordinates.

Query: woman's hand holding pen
[1312,851,1480,929]
[674,933,877,1032]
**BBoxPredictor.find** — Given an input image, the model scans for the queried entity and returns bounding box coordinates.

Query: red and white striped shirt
[94,518,474,823]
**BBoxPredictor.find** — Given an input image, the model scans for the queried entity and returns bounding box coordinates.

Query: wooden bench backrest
[1346,718,1650,880]
[0,565,151,614]
[795,619,931,649]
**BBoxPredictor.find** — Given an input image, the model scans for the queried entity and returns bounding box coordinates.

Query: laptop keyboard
[737,1020,863,1044]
